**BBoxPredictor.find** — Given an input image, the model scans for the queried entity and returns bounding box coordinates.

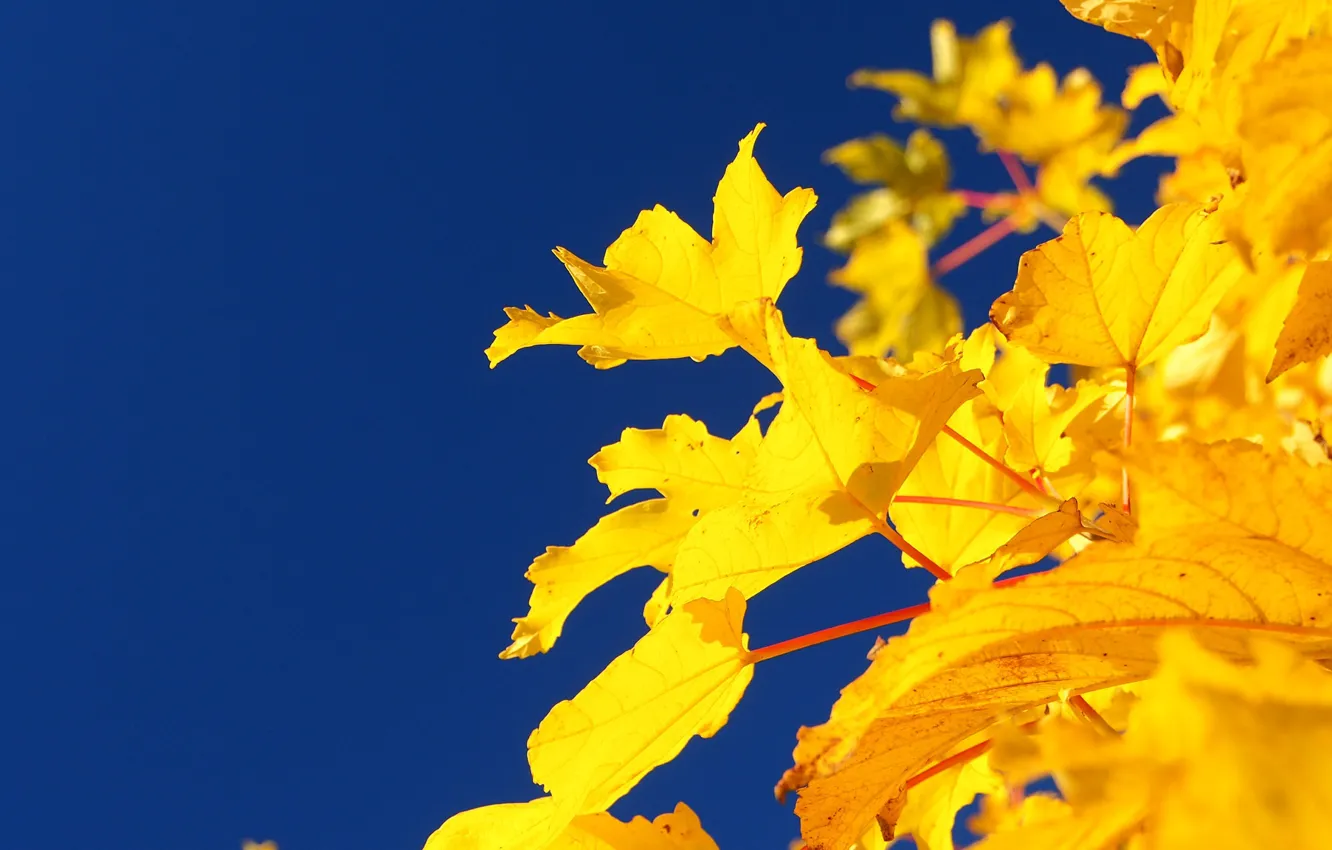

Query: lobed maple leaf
[827,221,962,360]
[850,20,1020,129]
[485,124,815,369]
[823,130,964,250]
[990,202,1240,370]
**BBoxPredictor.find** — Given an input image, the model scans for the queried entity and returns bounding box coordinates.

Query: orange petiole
[893,494,1041,517]
[997,149,1034,194]
[1069,694,1118,736]
[932,215,1017,277]
[745,573,1040,664]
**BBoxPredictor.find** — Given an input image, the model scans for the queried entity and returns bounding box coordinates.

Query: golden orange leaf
[789,441,1332,848]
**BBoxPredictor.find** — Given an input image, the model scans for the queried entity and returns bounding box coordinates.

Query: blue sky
[0,2,1164,848]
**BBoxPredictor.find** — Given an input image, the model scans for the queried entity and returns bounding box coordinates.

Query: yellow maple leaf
[823,130,964,250]
[975,633,1332,849]
[828,221,962,359]
[1127,438,1332,552]
[896,753,1006,850]
[501,414,760,658]
[1270,260,1332,380]
[423,798,719,850]
[787,441,1332,849]
[527,589,753,814]
[850,20,1020,129]
[980,65,1127,166]
[990,202,1240,369]
[1233,36,1332,262]
[999,367,1120,504]
[889,397,1044,574]
[485,125,815,368]
[665,301,981,604]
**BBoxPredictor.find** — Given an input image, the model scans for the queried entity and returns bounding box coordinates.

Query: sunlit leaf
[528,589,753,814]
[486,125,815,368]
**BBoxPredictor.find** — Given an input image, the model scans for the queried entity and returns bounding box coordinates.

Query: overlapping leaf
[665,302,982,606]
[823,130,963,250]
[1270,260,1332,379]
[888,397,1042,574]
[485,125,815,368]
[975,633,1332,849]
[788,440,1332,849]
[776,500,1092,809]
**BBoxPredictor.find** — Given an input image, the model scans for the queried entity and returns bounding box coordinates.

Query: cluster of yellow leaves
[825,17,1141,361]
[442,4,1332,849]
[1063,0,1332,382]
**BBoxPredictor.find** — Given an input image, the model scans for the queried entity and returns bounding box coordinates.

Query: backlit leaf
[1269,260,1332,380]
[990,202,1241,368]
[485,125,815,368]
[528,589,753,814]
[424,799,720,850]
[666,302,981,605]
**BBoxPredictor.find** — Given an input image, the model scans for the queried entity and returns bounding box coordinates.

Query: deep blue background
[0,3,1164,849]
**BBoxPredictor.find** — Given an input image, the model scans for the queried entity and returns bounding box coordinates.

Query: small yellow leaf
[485,125,815,368]
[1001,370,1116,484]
[1269,260,1332,381]
[977,498,1088,575]
[823,130,963,249]
[991,202,1240,369]
[1121,62,1167,108]
[850,20,1020,129]
[423,799,720,850]
[1233,37,1332,261]
[528,589,753,813]
[896,753,1006,850]
[829,222,963,359]
[980,65,1127,166]
[889,398,1041,574]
